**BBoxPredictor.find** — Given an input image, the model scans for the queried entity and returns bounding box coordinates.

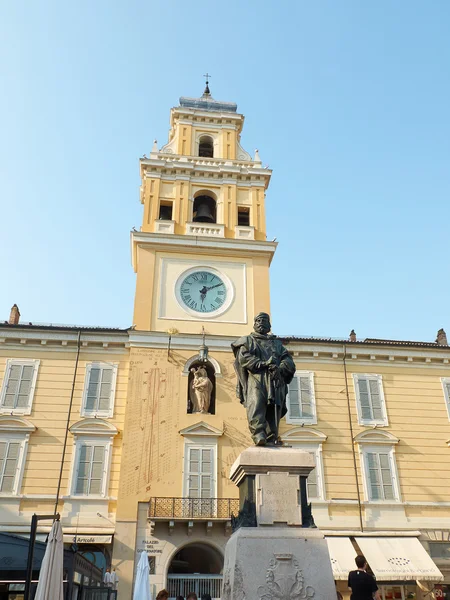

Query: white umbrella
[133,550,151,600]
[35,520,64,600]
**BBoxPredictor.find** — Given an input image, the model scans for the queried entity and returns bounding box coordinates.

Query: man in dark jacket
[232,312,296,446]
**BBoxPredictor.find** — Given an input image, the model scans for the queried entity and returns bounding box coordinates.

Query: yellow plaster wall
[0,346,129,517]
[114,351,450,529]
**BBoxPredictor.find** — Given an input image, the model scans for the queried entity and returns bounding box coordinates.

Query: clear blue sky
[1,1,449,341]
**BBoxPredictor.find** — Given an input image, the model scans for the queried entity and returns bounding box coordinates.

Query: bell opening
[193,195,217,223]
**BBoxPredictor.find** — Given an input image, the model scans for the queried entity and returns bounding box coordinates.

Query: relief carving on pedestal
[221,563,246,600]
[257,556,315,600]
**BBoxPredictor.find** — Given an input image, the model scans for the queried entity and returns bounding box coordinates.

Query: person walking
[348,555,380,600]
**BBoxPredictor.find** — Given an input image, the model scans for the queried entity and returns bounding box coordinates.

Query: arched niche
[187,359,216,415]
[182,355,221,377]
[193,191,217,224]
[198,135,214,158]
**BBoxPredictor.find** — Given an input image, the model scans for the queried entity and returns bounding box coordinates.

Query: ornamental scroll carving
[257,555,315,600]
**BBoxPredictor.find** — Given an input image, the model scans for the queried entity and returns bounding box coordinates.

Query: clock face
[179,270,228,314]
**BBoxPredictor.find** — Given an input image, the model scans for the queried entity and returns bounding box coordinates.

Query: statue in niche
[190,366,213,413]
[232,312,296,446]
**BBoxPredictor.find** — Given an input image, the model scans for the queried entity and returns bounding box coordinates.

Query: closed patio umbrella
[133,550,151,600]
[34,519,64,600]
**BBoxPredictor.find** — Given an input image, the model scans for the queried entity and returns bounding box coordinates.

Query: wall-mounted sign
[63,535,112,544]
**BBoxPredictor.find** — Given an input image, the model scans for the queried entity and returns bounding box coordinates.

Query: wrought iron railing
[148,497,239,519]
[167,574,222,599]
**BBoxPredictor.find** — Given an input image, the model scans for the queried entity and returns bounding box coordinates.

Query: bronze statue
[232,312,296,446]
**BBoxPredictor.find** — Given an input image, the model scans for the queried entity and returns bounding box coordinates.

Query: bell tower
[132,82,277,336]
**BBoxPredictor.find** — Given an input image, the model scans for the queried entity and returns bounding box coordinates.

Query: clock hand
[205,283,223,291]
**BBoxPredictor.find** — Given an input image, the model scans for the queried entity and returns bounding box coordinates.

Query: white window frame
[360,444,401,503]
[286,371,317,425]
[0,432,30,496]
[0,359,40,416]
[295,443,325,501]
[183,443,217,500]
[182,440,218,499]
[353,373,388,426]
[441,378,450,421]
[70,436,113,498]
[81,362,118,418]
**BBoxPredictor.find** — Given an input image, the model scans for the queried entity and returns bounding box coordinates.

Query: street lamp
[198,327,209,362]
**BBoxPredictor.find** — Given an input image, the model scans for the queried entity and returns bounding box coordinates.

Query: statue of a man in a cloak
[232,312,296,446]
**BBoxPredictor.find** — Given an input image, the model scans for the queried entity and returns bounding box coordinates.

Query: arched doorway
[167,542,223,599]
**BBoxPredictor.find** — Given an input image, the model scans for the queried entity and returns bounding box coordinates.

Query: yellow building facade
[112,88,450,600]
[2,87,450,600]
[0,313,129,595]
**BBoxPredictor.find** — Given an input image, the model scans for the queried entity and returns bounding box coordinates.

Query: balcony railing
[148,497,239,520]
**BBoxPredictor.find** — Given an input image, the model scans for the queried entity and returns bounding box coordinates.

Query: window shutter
[16,366,34,408]
[75,445,91,495]
[369,379,382,420]
[358,378,372,420]
[379,452,394,500]
[85,366,114,413]
[187,447,214,499]
[3,365,21,408]
[0,441,21,493]
[89,446,106,495]
[98,369,113,412]
[299,376,313,418]
[288,377,301,418]
[75,444,106,495]
[446,382,450,405]
[366,451,394,500]
[306,452,318,499]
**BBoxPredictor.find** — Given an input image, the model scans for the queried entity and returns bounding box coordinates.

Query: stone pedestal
[222,447,336,600]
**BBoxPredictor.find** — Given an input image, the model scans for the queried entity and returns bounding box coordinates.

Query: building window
[0,360,40,415]
[300,448,325,500]
[158,201,173,220]
[441,378,450,420]
[429,542,450,559]
[73,440,111,497]
[286,372,317,424]
[198,136,214,158]
[362,447,399,501]
[81,363,118,418]
[0,432,30,496]
[280,429,327,501]
[237,207,250,227]
[185,446,214,499]
[353,374,388,426]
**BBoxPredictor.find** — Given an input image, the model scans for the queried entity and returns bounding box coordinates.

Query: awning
[357,537,444,582]
[326,537,357,580]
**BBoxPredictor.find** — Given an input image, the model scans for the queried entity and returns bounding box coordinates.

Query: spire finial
[203,72,211,97]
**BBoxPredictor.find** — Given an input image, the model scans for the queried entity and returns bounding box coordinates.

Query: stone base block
[222,527,335,600]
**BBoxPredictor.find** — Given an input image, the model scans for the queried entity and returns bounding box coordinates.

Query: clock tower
[132,82,276,336]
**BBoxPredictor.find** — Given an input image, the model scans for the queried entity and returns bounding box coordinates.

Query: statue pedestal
[222,447,336,600]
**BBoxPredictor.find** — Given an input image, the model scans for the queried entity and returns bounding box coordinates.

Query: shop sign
[63,535,112,544]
